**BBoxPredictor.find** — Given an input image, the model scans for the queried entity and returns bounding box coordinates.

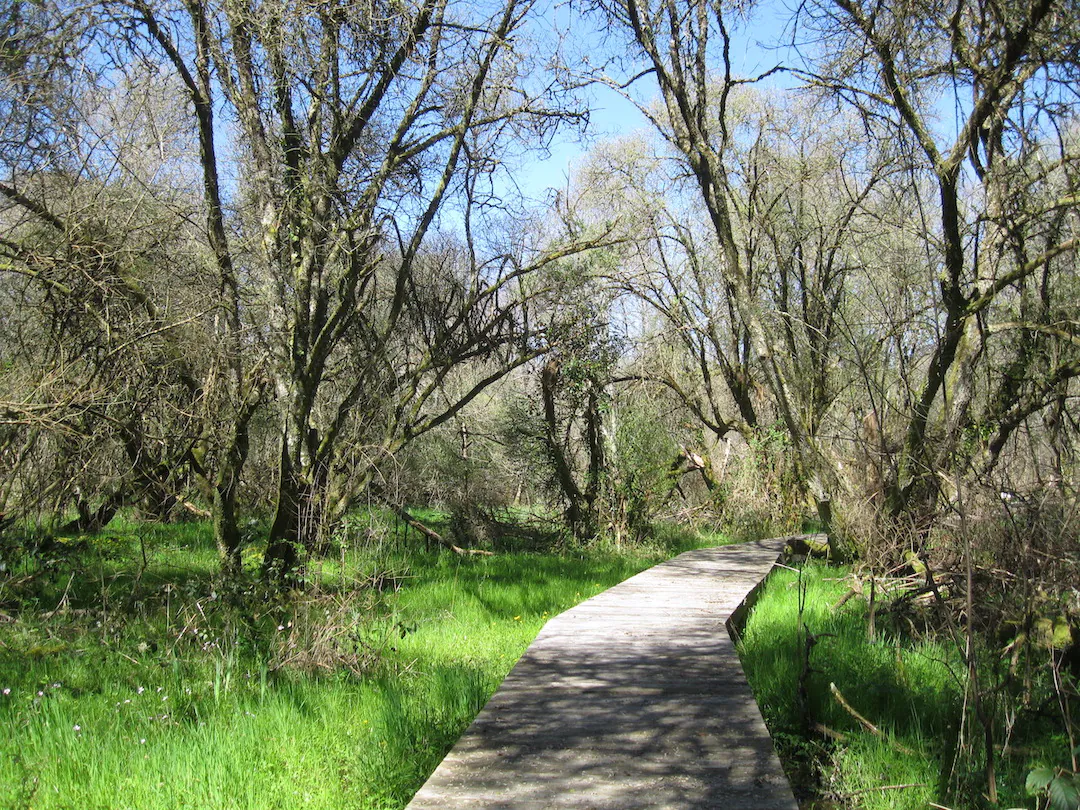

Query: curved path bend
[407,539,799,810]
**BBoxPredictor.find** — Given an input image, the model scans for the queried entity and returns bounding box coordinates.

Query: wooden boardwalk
[406,539,798,809]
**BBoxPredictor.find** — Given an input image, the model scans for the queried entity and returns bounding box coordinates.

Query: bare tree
[799,0,1080,516]
[0,36,229,534]
[584,0,858,545]
[114,0,611,579]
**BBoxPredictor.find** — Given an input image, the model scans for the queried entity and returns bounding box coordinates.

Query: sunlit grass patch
[831,736,939,810]
[737,562,1063,809]
[0,515,733,809]
[739,564,960,735]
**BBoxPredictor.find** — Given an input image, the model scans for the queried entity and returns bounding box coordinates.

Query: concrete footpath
[406,539,799,809]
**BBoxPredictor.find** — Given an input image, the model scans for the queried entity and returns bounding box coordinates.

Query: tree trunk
[263,390,335,585]
[213,415,252,579]
[540,357,596,540]
[60,489,124,534]
[263,436,309,585]
[583,386,605,518]
[214,485,243,577]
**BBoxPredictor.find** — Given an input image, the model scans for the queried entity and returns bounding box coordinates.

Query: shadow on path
[407,539,798,809]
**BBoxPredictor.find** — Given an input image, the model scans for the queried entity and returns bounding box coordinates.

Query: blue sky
[515,0,801,198]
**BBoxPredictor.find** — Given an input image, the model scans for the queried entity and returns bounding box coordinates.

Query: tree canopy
[0,0,1076,582]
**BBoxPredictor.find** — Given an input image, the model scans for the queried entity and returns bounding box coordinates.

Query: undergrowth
[737,562,1072,809]
[0,511,728,809]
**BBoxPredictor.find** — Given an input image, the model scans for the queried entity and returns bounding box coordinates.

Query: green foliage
[1027,754,1080,810]
[603,397,683,540]
[717,426,806,542]
[549,316,622,399]
[738,562,1070,809]
[496,391,550,500]
[0,516,728,808]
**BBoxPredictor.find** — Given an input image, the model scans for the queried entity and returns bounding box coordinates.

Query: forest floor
[0,513,1069,809]
[0,511,726,809]
[739,563,1065,810]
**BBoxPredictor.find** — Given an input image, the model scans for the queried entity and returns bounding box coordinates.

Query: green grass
[0,513,729,809]
[737,562,1068,809]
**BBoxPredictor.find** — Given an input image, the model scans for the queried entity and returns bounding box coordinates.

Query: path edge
[725,533,820,644]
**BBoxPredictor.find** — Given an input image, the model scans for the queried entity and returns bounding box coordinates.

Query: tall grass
[0,513,727,809]
[737,562,1060,809]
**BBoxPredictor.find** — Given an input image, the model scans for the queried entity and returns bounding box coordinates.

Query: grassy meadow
[0,512,728,809]
[3,516,1072,810]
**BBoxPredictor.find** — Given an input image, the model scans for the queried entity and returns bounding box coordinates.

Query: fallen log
[391,505,493,556]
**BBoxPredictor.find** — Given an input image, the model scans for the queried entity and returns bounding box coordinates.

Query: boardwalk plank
[407,539,798,809]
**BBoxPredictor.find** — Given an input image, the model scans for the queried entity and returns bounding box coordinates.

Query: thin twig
[846,782,927,797]
[829,682,918,756]
[813,722,847,741]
